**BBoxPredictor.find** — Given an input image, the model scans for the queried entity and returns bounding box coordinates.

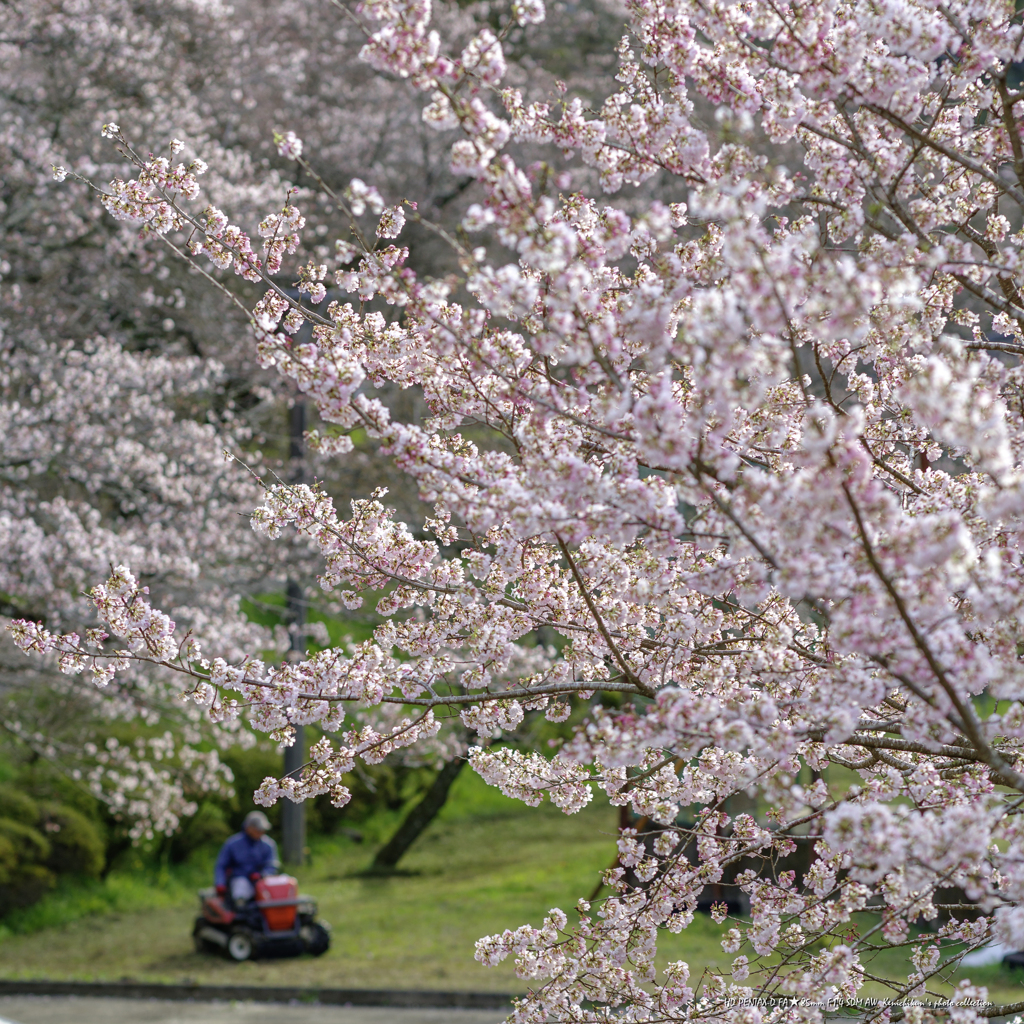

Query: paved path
[0,996,508,1024]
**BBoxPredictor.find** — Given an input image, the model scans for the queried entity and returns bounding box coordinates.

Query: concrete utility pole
[281,398,307,867]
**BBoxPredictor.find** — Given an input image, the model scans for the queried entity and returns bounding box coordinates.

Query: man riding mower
[192,811,331,961]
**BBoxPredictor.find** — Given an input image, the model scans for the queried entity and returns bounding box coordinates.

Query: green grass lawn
[0,771,619,991]
[0,771,1021,1007]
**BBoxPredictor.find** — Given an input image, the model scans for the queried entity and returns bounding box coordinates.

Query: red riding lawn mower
[193,874,331,962]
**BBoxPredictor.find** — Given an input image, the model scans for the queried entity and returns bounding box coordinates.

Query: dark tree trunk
[371,757,466,871]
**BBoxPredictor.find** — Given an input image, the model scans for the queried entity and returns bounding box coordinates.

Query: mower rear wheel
[226,926,257,962]
[301,921,331,957]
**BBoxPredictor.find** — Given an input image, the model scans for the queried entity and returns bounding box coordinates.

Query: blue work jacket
[213,831,280,887]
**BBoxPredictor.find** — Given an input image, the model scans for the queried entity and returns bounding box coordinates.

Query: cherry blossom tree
[0,0,500,837]
[15,0,1024,1018]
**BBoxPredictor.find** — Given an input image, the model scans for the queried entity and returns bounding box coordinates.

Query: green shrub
[14,763,102,823]
[37,802,105,878]
[169,801,231,863]
[0,863,55,912]
[0,817,51,864]
[220,747,285,830]
[0,813,57,916]
[0,791,108,916]
[0,832,17,885]
[0,789,39,826]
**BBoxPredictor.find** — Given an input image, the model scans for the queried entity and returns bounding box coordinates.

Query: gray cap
[243,810,271,832]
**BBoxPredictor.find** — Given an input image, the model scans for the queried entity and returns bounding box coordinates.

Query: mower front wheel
[226,926,259,962]
[301,921,331,957]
